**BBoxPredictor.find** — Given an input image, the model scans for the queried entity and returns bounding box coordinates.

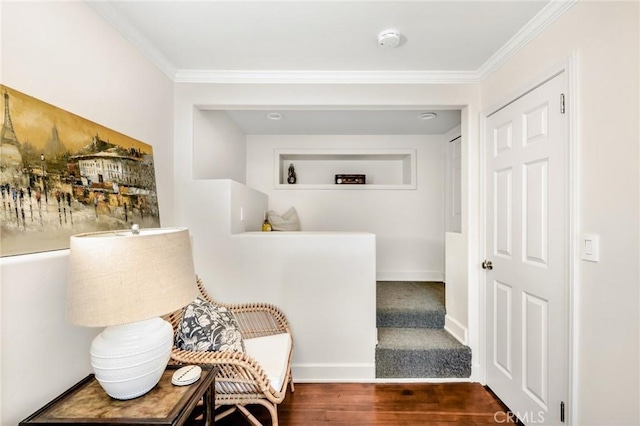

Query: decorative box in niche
[335,174,366,185]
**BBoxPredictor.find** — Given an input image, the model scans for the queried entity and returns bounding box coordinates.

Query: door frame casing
[476,52,578,424]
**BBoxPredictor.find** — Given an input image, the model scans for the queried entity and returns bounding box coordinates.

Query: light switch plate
[581,234,599,262]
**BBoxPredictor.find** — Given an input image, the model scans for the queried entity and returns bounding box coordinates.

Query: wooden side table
[19,365,217,425]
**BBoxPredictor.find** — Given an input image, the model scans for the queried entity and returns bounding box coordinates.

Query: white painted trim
[273,148,417,189]
[274,184,416,190]
[445,314,469,346]
[174,69,480,84]
[86,0,177,80]
[292,361,472,383]
[376,270,443,282]
[0,0,3,401]
[0,248,69,266]
[292,363,374,382]
[478,55,577,422]
[566,50,580,426]
[461,104,481,384]
[477,108,488,386]
[483,60,570,117]
[373,378,471,384]
[295,378,474,384]
[477,0,578,81]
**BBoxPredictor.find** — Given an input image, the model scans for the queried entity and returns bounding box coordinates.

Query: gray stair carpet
[376,281,445,328]
[375,281,472,379]
[376,328,471,378]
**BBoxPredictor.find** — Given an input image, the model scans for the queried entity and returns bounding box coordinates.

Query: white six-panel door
[485,73,567,425]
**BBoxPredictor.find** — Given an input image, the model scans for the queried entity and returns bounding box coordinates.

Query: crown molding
[87,0,177,81]
[88,0,576,85]
[174,70,480,84]
[477,0,578,80]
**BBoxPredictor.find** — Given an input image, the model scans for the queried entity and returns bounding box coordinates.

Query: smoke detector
[378,29,401,48]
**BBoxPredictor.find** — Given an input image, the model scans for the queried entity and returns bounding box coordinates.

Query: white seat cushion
[243,333,292,393]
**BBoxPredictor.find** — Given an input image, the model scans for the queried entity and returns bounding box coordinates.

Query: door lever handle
[482,260,493,270]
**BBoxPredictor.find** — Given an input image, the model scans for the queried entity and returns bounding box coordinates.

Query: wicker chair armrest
[170,347,274,395]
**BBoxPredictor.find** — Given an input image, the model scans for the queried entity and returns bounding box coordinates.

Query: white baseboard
[470,361,482,383]
[291,363,477,383]
[377,270,443,282]
[372,377,472,384]
[292,363,375,382]
[444,314,468,345]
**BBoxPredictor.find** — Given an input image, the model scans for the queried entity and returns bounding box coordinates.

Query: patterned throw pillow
[175,297,245,353]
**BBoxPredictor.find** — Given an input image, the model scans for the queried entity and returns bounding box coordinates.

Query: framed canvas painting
[0,85,160,257]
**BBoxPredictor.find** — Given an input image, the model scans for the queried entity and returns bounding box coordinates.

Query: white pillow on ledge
[268,207,300,231]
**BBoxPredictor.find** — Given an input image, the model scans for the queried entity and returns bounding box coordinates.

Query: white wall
[229,180,268,234]
[4,1,632,421]
[193,110,246,183]
[10,1,637,423]
[443,125,467,344]
[0,2,174,425]
[228,232,377,381]
[480,2,639,424]
[444,125,462,233]
[174,84,479,381]
[445,232,467,344]
[247,134,446,281]
[168,175,377,380]
[173,82,480,285]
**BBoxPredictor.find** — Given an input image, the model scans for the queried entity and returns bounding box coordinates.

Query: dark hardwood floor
[214,382,512,425]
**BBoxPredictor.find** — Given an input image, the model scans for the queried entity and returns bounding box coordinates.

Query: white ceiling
[88,0,574,134]
[225,109,461,135]
[88,0,576,83]
[104,0,549,72]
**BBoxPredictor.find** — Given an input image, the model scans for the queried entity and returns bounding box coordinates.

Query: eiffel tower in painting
[1,91,20,146]
[1,89,23,172]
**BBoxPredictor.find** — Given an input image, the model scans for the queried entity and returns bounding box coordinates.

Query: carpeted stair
[376,281,472,378]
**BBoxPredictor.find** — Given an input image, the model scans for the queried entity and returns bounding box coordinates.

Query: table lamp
[67,226,198,400]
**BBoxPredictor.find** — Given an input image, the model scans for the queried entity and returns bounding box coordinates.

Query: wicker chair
[163,278,295,426]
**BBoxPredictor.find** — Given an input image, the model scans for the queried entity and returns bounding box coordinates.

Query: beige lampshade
[67,227,198,327]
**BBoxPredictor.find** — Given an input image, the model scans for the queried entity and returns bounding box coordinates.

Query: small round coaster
[172,365,202,386]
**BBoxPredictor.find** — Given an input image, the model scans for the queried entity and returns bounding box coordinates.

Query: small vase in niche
[262,211,272,232]
[287,163,297,184]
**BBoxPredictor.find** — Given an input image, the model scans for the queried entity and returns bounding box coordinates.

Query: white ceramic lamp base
[90,317,173,400]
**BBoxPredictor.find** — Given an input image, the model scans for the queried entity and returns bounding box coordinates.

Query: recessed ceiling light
[266,112,284,120]
[419,112,438,120]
